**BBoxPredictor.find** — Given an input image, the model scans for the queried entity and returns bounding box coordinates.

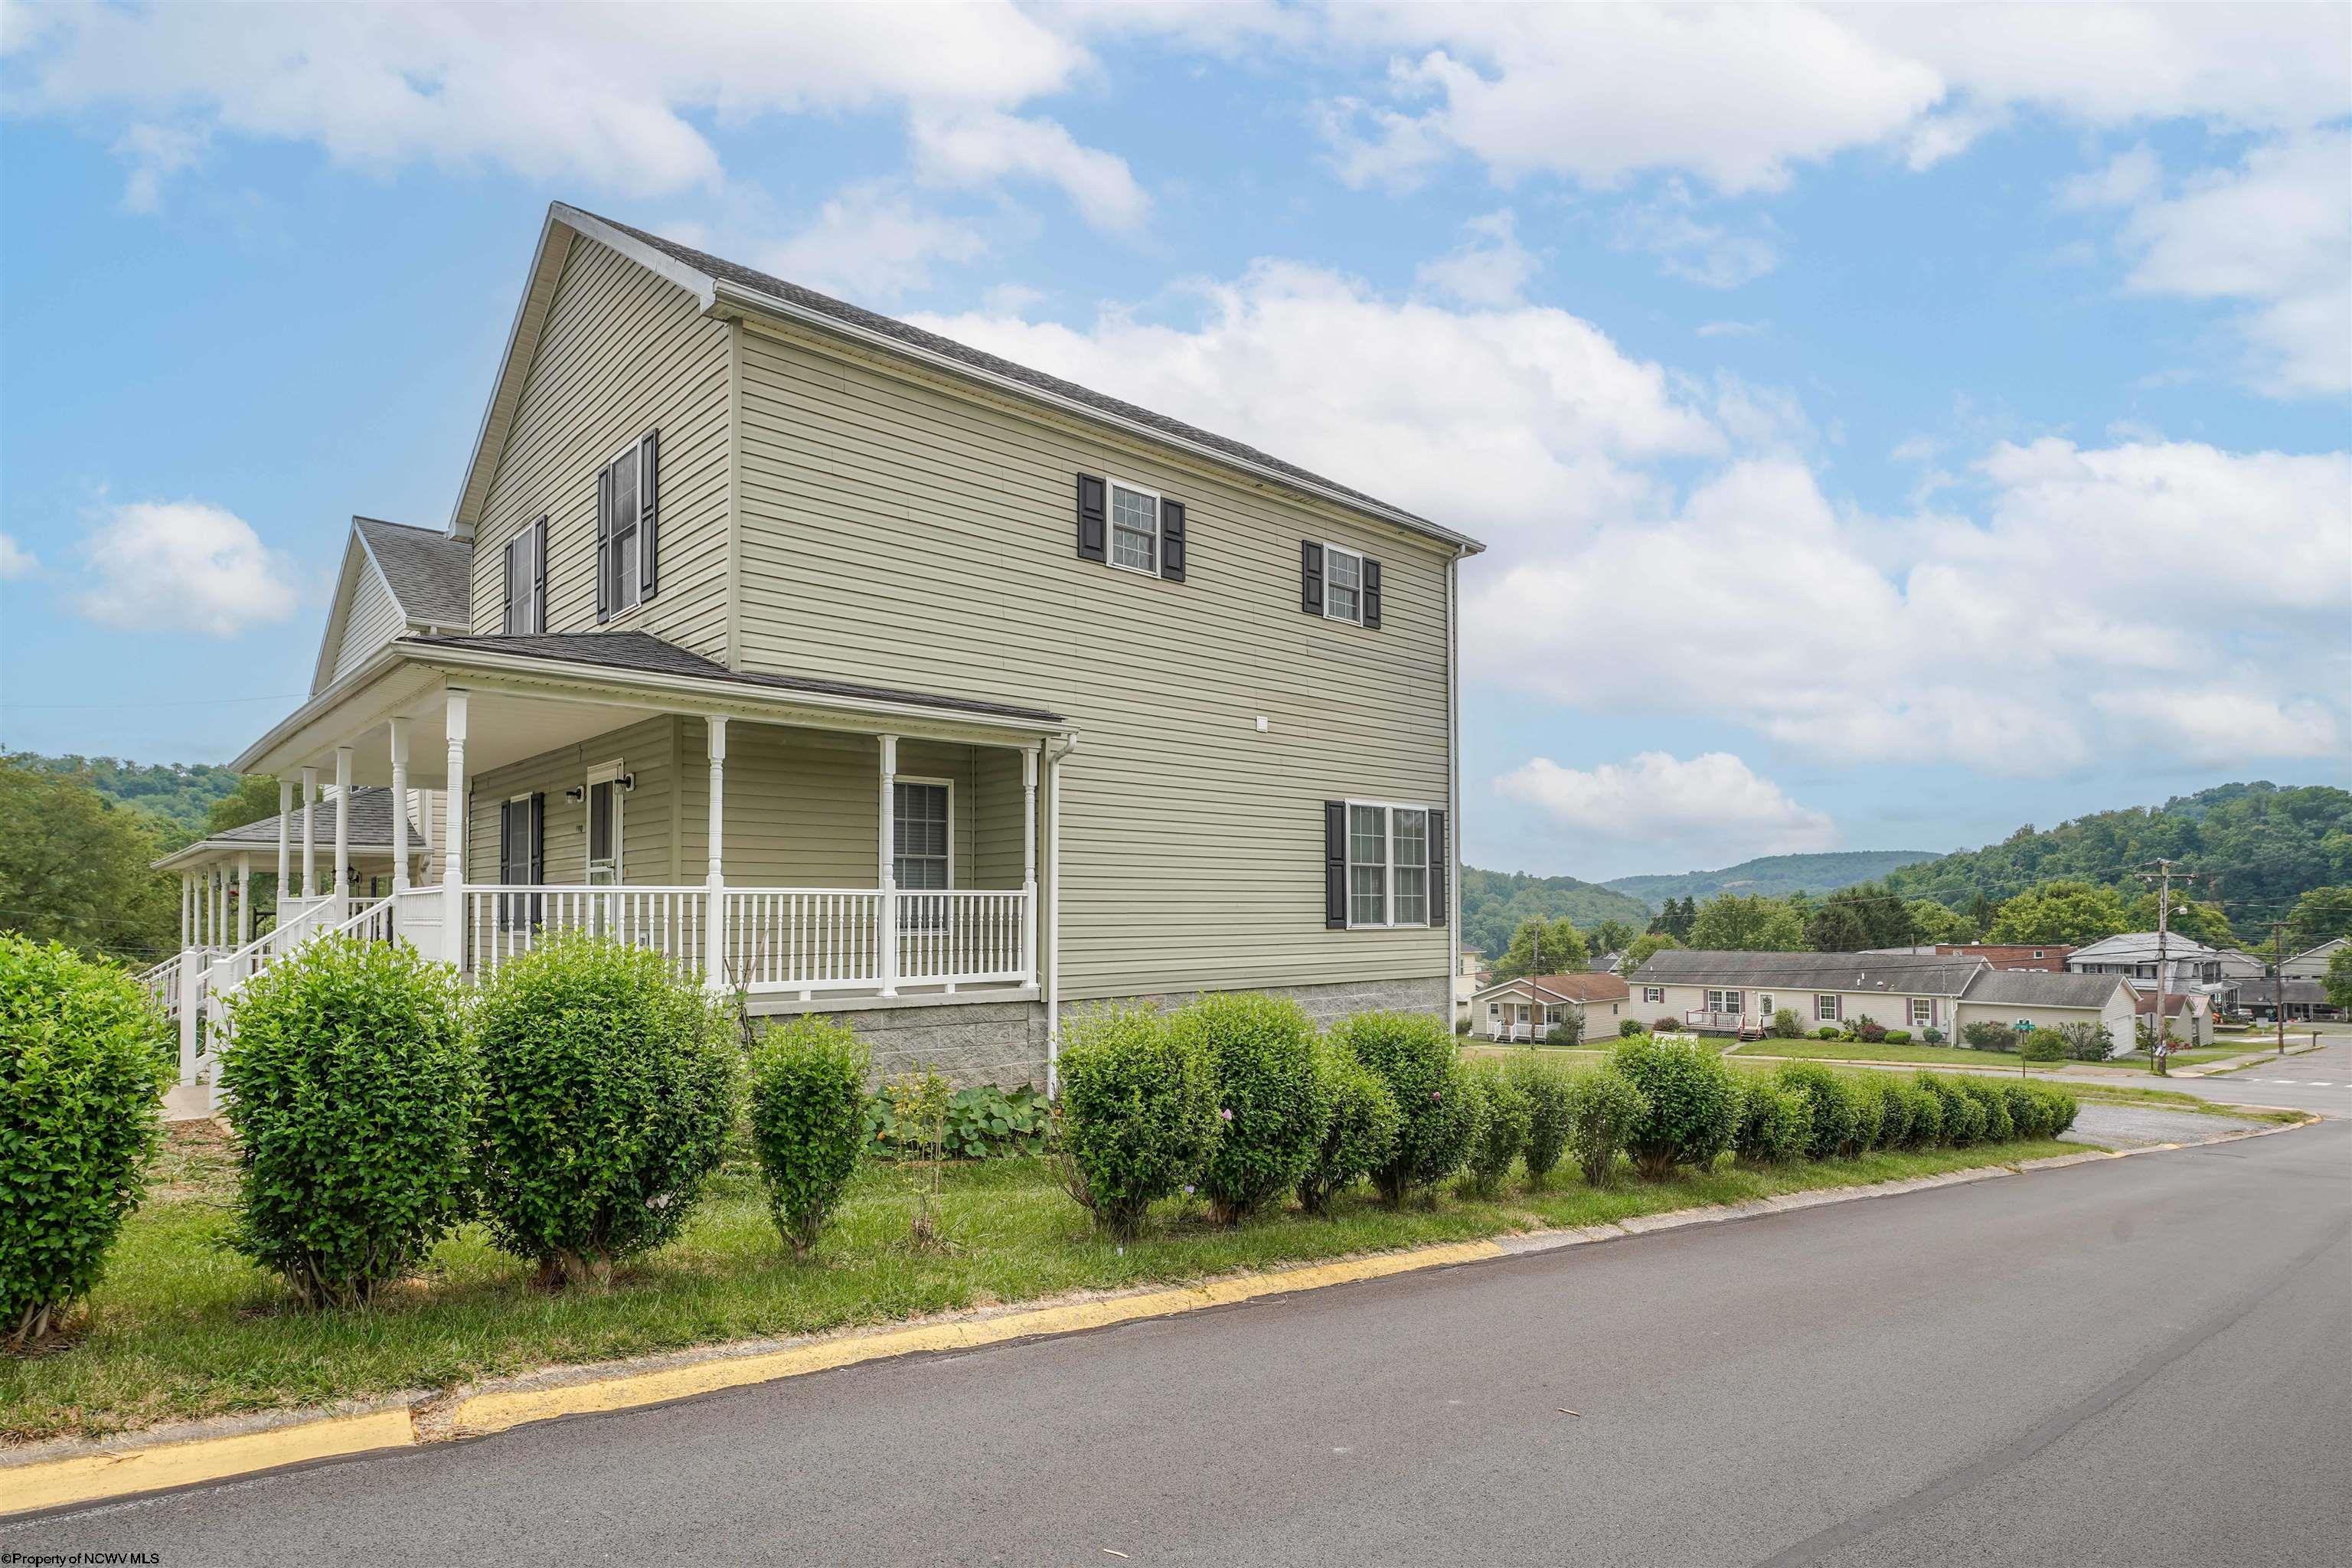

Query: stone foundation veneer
[787,975,1450,1089]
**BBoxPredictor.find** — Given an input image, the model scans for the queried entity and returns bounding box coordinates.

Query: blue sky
[2,2,2347,880]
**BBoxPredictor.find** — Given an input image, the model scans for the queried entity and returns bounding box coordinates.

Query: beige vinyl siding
[730,319,1452,1001]
[465,717,681,887]
[469,237,731,659]
[327,560,405,687]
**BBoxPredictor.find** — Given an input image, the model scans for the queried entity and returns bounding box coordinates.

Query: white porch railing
[136,953,197,1017]
[724,890,882,993]
[898,890,1028,988]
[207,893,344,994]
[1685,1009,1754,1034]
[465,885,707,980]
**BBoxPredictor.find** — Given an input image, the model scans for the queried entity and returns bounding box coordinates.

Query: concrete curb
[3,1115,2315,1520]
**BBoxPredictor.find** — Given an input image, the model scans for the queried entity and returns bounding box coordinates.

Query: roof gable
[1628,948,1989,997]
[446,203,1481,554]
[312,517,472,693]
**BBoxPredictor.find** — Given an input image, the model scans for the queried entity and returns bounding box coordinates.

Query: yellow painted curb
[5,1408,415,1517]
[446,1240,1505,1436]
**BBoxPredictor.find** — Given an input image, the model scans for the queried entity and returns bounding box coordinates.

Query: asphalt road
[11,1118,2346,1566]
[2156,1032,2352,1120]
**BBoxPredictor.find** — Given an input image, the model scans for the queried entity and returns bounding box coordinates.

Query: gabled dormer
[312,516,472,692]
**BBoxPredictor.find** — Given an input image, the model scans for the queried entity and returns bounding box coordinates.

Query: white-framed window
[2032,949,2046,959]
[893,778,952,891]
[1645,985,1664,1004]
[1344,800,1434,928]
[1816,993,1840,1022]
[1108,481,1160,575]
[1324,544,1365,624]
[585,762,624,884]
[1910,998,1935,1029]
[597,433,656,619]
[1707,988,1743,1014]
[503,517,545,635]
[1487,1001,1501,1020]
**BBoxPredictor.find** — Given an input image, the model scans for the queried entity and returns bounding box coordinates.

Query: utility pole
[2275,921,2289,1057]
[2138,859,2182,1076]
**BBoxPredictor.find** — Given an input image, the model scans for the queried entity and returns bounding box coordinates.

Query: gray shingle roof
[407,631,1065,725]
[209,788,420,849]
[1958,970,2130,1009]
[577,208,1443,537]
[357,517,472,629]
[1628,949,1988,997]
[2236,979,2327,1007]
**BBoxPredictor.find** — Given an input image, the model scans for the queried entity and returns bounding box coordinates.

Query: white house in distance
[1949,969,2138,1050]
[1471,972,1629,1041]
[2065,933,2246,1012]
[2280,936,2347,982]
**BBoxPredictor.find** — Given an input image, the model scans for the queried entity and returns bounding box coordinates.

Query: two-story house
[210,203,1482,1091]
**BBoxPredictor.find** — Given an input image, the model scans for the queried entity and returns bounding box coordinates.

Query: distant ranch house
[1472,972,1629,1042]
[2236,978,2341,1024]
[1949,969,2137,1054]
[1628,949,1981,1040]
[2279,936,2347,984]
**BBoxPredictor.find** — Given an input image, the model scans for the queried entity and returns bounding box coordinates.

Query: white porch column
[389,718,411,893]
[704,717,729,991]
[878,733,898,998]
[237,855,251,946]
[215,868,228,948]
[299,766,318,901]
[332,746,353,922]
[1044,740,1067,1096]
[1021,746,1039,987]
[275,779,292,919]
[180,872,192,949]
[176,946,204,1086]
[195,871,208,949]
[441,692,469,967]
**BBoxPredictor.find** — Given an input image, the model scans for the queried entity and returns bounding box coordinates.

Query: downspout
[1447,548,1463,1031]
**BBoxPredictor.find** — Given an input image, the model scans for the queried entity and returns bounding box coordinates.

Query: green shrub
[1543,1011,1584,1048]
[1454,1016,1472,1037]
[1846,1073,1889,1152]
[2034,1083,2080,1135]
[472,936,738,1287]
[1916,1073,1986,1145]
[1883,1028,1913,1045]
[1562,1068,1648,1187]
[1769,1008,1804,1039]
[1619,1018,1644,1038]
[1957,1076,2014,1142]
[1,937,172,1346]
[1610,1036,1740,1178]
[1871,1076,1917,1148]
[1459,1060,1530,1197]
[1651,1016,1680,1034]
[1920,1027,1945,1044]
[1171,993,1326,1224]
[1901,1084,1943,1147]
[1960,1021,2015,1053]
[1510,1054,1575,1187]
[1337,1011,1478,1204]
[1056,1006,1218,1236]
[2059,1022,2115,1062]
[1997,1079,2050,1140]
[217,935,475,1308]
[1733,1079,1811,1164]
[1851,1016,1888,1044]
[747,1017,869,1256]
[867,1083,1049,1159]
[2020,1028,2068,1063]
[1816,1025,1841,1040]
[1297,1040,1401,1214]
[1775,1062,1860,1159]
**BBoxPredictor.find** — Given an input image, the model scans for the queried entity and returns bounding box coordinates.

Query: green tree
[205,776,285,836]
[1908,900,1976,944]
[2324,947,2352,1014]
[1802,881,1919,952]
[1689,893,1808,952]
[1986,880,2132,946]
[1494,916,1589,981]
[1589,918,1639,958]
[0,761,179,965]
[1651,896,1699,939]
[2130,893,2234,947]
[2285,886,2352,950]
[1623,932,1681,972]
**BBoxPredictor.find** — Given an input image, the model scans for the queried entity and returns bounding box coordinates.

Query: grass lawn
[2,1119,2084,1446]
[1728,1037,2044,1069]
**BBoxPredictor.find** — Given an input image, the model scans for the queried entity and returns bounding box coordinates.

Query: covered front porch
[227,633,1074,1011]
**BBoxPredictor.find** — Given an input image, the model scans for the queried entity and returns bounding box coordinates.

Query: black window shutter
[1427,808,1448,929]
[595,462,612,623]
[501,534,519,634]
[638,430,659,599]
[1324,801,1348,929]
[1301,542,1324,615]
[1075,473,1106,562]
[529,792,545,884]
[531,517,547,633]
[1160,499,1186,582]
[1363,557,1383,629]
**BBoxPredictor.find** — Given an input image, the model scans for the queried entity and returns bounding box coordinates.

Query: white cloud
[2105,130,2352,396]
[5,2,1111,213]
[907,108,1149,232]
[1696,320,1766,338]
[2058,144,2161,211]
[0,531,38,580]
[759,183,988,302]
[1413,208,1538,306]
[1496,752,1839,865]
[70,501,300,637]
[1612,184,1779,289]
[111,121,209,213]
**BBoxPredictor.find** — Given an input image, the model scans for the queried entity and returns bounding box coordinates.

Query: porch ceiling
[233,634,1068,786]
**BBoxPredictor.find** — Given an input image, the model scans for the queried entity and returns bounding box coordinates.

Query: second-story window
[1110,483,1159,574]
[1325,545,1364,623]
[1300,542,1382,628]
[1075,471,1187,582]
[502,517,546,634]
[597,430,659,622]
